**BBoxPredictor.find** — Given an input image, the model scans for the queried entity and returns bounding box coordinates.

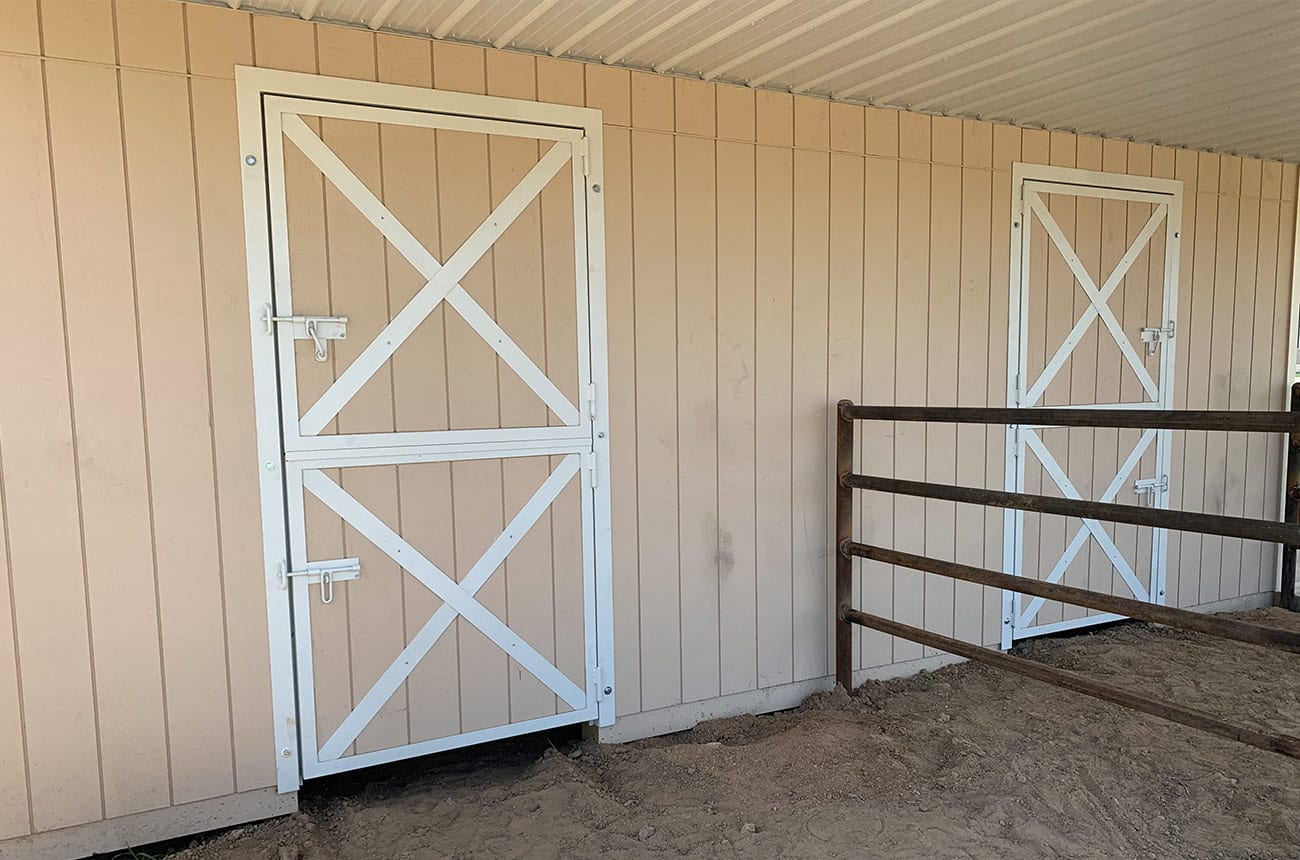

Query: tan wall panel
[0,0,40,54]
[0,483,27,839]
[39,0,114,63]
[860,155,899,666]
[44,58,173,820]
[0,53,103,839]
[3,7,1297,843]
[826,152,865,667]
[185,2,253,78]
[714,138,758,696]
[120,68,236,804]
[116,0,187,72]
[753,141,794,686]
[631,128,681,709]
[791,145,831,679]
[190,74,277,792]
[675,133,721,704]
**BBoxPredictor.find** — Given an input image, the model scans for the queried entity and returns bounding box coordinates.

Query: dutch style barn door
[238,69,613,789]
[1003,164,1182,647]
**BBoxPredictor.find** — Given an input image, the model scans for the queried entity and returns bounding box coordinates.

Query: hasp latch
[263,304,348,362]
[1139,321,1175,356]
[279,557,361,604]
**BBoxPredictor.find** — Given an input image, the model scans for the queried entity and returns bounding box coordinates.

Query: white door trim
[1001,162,1183,648]
[236,67,613,793]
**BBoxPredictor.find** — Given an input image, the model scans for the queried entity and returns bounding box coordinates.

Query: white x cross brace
[1022,193,1167,407]
[281,115,582,436]
[306,454,586,761]
[1016,427,1155,627]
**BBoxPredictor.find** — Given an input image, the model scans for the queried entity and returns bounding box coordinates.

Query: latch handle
[280,557,361,605]
[263,305,349,362]
[1139,321,1175,357]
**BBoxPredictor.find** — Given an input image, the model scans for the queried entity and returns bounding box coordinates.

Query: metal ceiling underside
[205,0,1300,162]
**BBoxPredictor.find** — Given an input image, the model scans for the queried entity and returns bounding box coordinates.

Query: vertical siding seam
[983,141,996,633]
[1210,187,1238,563]
[785,133,795,678]
[713,121,723,692]
[628,130,645,709]
[9,5,55,833]
[428,62,466,738]
[529,59,562,717]
[1247,191,1269,591]
[749,136,759,691]
[181,9,240,794]
[1271,196,1299,591]
[1251,198,1280,593]
[855,140,867,668]
[1226,193,1258,596]
[41,48,110,823]
[113,16,177,806]
[950,131,964,640]
[921,153,931,648]
[821,138,832,679]
[0,352,33,835]
[671,98,685,705]
[1205,167,1238,599]
[1191,173,1220,601]
[371,60,414,743]
[818,147,828,675]
[537,57,562,717]
[889,120,901,663]
[482,67,514,727]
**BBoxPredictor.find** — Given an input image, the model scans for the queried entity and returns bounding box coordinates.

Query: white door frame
[1002,162,1183,649]
[236,67,614,792]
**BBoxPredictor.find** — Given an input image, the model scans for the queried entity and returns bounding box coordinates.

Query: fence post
[1282,383,1300,610]
[835,399,855,690]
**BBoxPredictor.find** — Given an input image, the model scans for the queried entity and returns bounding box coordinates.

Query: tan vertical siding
[674,80,721,704]
[120,65,235,804]
[0,51,97,836]
[1,2,1296,841]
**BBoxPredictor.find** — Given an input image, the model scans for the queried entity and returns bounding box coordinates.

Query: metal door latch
[1139,321,1175,356]
[1133,475,1168,505]
[263,305,348,362]
[279,557,361,604]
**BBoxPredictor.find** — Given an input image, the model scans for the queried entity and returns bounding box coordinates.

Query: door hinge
[263,304,348,362]
[577,137,591,177]
[587,383,598,421]
[585,449,599,489]
[1139,321,1175,356]
[279,557,360,604]
[593,663,613,702]
[1133,475,1169,505]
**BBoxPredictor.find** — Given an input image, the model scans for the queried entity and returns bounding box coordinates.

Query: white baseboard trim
[0,786,297,860]
[597,590,1277,745]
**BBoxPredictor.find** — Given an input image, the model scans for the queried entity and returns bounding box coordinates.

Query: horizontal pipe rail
[841,403,1300,433]
[843,542,1300,655]
[843,473,1300,546]
[840,608,1300,760]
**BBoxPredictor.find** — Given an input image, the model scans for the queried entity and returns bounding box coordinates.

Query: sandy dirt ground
[144,608,1300,860]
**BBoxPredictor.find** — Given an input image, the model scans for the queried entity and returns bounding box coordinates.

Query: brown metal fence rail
[833,400,1300,760]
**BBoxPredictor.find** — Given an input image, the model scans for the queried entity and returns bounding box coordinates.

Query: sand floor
[145,608,1300,860]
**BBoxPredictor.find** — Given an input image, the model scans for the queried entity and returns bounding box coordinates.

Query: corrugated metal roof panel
[190,0,1300,161]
